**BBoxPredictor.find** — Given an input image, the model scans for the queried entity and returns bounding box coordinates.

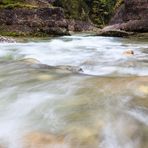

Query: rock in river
[99,0,148,37]
[0,35,15,43]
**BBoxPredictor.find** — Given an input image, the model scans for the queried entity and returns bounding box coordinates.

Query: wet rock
[19,58,83,74]
[66,126,100,146]
[20,58,41,64]
[0,35,15,43]
[36,74,55,81]
[97,29,134,37]
[139,86,148,95]
[123,49,134,56]
[24,132,69,148]
[55,65,83,73]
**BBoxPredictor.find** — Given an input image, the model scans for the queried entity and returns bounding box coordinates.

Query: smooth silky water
[0,35,148,148]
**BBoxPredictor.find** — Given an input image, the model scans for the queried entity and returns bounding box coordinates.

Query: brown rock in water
[123,49,134,56]
[102,0,148,35]
[139,86,148,95]
[24,132,69,148]
[97,29,134,37]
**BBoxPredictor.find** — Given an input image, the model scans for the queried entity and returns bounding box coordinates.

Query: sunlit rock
[123,50,134,56]
[66,126,102,146]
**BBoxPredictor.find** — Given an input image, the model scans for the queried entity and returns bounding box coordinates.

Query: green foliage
[0,0,24,4]
[54,0,121,27]
[89,0,116,26]
[0,3,37,9]
[53,0,89,21]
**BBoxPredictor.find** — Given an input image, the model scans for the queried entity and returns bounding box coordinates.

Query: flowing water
[0,34,148,148]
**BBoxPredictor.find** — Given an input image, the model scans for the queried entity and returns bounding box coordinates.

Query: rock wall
[0,7,70,36]
[107,0,148,32]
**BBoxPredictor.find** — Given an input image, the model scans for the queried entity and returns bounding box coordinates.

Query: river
[0,34,148,148]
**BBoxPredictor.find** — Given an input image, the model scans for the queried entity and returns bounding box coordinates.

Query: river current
[0,34,148,148]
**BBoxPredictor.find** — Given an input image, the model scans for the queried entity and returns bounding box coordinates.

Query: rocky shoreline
[0,0,96,37]
[0,35,15,42]
[97,0,148,38]
[0,0,147,38]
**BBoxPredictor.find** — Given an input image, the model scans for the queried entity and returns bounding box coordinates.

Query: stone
[0,7,69,36]
[24,132,69,148]
[37,74,55,81]
[139,86,148,95]
[123,49,134,56]
[0,35,15,43]
[101,0,148,35]
[97,29,134,37]
[55,65,83,73]
[20,58,41,64]
[67,19,96,32]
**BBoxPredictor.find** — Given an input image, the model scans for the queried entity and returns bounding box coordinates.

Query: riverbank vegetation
[0,0,122,26]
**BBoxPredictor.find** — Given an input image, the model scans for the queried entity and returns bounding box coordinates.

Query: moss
[0,31,23,37]
[114,0,124,10]
[0,30,58,37]
[0,3,37,9]
[0,0,53,9]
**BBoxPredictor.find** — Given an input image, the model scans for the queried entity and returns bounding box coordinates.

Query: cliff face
[106,0,148,32]
[0,0,98,36]
[0,6,70,36]
[0,0,131,36]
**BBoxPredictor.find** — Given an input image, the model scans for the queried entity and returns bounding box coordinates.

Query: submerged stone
[139,86,148,95]
[24,132,69,148]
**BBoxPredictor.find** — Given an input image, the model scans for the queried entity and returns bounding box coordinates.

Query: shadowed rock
[97,29,134,37]
[20,58,84,74]
[99,0,148,37]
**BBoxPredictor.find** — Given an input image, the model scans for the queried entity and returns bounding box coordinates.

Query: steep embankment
[0,0,70,36]
[0,0,118,36]
[101,0,148,36]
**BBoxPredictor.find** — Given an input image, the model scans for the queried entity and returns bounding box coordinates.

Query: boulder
[67,19,96,32]
[0,7,69,36]
[123,49,134,56]
[97,29,134,37]
[19,58,83,74]
[24,132,69,148]
[0,35,15,42]
[101,0,148,35]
